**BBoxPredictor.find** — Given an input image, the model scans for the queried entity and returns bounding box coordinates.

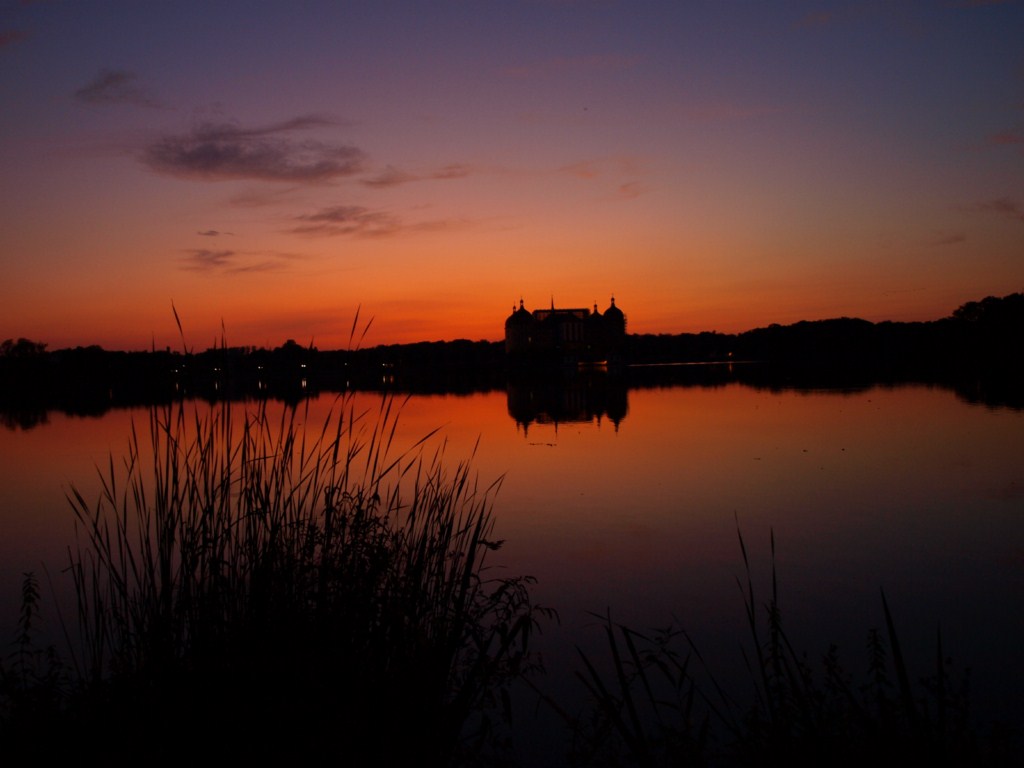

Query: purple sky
[2,0,1022,349]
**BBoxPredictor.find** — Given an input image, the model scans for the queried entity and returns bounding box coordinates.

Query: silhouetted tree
[0,338,47,358]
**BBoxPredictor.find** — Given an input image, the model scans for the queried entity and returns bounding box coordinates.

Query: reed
[563,526,988,767]
[4,392,544,763]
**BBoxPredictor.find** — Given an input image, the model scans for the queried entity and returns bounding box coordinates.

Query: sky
[1,0,1022,350]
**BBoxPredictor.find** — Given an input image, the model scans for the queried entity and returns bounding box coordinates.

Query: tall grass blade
[3,393,545,763]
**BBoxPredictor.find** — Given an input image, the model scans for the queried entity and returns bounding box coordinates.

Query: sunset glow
[2,1,1022,350]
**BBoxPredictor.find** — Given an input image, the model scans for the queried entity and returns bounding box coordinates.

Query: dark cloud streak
[360,163,472,189]
[617,181,644,199]
[979,197,1024,221]
[290,205,464,238]
[291,206,401,237]
[75,69,160,107]
[181,248,297,274]
[361,166,418,189]
[181,249,236,271]
[143,118,364,183]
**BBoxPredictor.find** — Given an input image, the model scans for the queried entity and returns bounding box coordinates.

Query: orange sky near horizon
[2,2,1022,352]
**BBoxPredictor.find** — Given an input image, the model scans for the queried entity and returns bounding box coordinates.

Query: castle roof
[506,299,534,325]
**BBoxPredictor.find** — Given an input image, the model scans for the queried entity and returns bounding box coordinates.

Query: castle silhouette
[504,297,627,366]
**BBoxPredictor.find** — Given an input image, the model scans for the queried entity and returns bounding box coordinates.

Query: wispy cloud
[181,248,298,273]
[290,206,403,237]
[989,131,1024,149]
[558,156,646,199]
[360,166,418,188]
[616,181,645,199]
[559,161,600,180]
[75,69,161,107]
[431,163,472,180]
[143,117,364,183]
[978,197,1024,221]
[290,205,463,238]
[226,260,289,274]
[360,163,472,189]
[182,249,236,270]
[933,232,966,245]
[197,230,224,237]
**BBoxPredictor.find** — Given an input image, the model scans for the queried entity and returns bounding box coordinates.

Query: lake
[1,372,1021,759]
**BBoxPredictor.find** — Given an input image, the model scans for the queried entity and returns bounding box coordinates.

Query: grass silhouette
[556,527,1017,767]
[1,393,547,764]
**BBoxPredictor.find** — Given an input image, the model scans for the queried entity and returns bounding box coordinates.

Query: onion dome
[506,298,534,325]
[604,296,624,321]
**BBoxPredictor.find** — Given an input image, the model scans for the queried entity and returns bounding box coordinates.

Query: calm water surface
[1,380,1021,745]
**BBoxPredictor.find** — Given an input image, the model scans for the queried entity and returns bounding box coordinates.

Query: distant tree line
[2,293,1021,426]
[630,292,1024,371]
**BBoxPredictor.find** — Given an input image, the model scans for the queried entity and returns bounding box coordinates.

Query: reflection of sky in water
[1,384,1021,735]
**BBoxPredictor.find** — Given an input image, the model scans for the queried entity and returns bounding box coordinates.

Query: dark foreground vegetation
[1,293,1022,427]
[556,532,1019,767]
[2,400,1021,765]
[0,395,547,765]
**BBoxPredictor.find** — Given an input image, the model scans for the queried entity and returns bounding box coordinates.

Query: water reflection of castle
[505,297,627,365]
[506,375,628,434]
